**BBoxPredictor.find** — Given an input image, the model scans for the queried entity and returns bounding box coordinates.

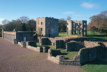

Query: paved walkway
[0,38,85,72]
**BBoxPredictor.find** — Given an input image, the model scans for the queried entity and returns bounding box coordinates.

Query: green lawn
[36,42,41,47]
[36,42,55,49]
[59,32,68,37]
[59,31,107,42]
[35,31,107,72]
[36,42,78,59]
[59,32,80,37]
[86,30,107,42]
[60,49,78,59]
[81,64,107,72]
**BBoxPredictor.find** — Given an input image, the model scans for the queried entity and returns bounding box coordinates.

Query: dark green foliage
[22,23,26,31]
[58,19,67,32]
[3,19,36,31]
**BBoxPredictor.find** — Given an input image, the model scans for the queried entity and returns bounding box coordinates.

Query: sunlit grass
[60,49,78,59]
[81,64,107,72]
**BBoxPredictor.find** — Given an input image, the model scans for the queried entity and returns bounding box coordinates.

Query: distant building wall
[3,31,16,41]
[36,17,58,37]
[67,20,87,36]
[2,31,35,42]
[16,31,35,42]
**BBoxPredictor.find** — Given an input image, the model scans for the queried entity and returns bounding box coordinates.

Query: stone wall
[48,41,107,65]
[66,41,84,51]
[36,17,58,37]
[28,41,36,47]
[18,41,50,53]
[67,20,87,36]
[48,49,64,64]
[77,42,107,65]
[55,40,65,49]
[2,31,35,42]
[48,49,80,65]
[41,38,51,45]
[3,32,16,41]
[16,31,35,42]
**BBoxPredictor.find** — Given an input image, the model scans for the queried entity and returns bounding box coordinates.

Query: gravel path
[0,38,85,72]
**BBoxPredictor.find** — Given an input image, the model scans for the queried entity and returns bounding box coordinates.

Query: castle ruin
[36,17,58,37]
[67,20,87,36]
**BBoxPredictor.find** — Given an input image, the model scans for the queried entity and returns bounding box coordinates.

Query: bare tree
[88,11,107,33]
[67,16,71,20]
[18,16,29,23]
[2,19,9,25]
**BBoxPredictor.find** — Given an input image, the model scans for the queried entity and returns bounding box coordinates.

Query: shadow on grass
[86,34,107,42]
[60,52,68,55]
[87,35,107,37]
[86,61,107,65]
[66,37,107,42]
[84,37,107,42]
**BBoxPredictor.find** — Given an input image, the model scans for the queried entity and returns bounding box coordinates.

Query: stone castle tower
[36,17,58,37]
[67,20,87,36]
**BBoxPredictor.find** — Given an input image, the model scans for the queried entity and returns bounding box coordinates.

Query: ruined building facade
[36,17,58,37]
[67,20,87,36]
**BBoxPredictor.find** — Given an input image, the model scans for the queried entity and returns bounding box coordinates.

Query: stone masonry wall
[48,49,80,65]
[78,42,107,65]
[66,41,84,51]
[3,31,35,42]
[16,31,35,42]
[17,41,50,53]
[41,38,51,45]
[55,40,65,49]
[3,32,16,41]
[36,17,58,37]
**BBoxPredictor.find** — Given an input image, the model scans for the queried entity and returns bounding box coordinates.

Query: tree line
[88,11,107,34]
[1,10,107,36]
[1,16,67,32]
[2,16,36,31]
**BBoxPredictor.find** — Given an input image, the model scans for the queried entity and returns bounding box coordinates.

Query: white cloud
[0,18,5,25]
[81,2,98,9]
[64,11,83,17]
[64,11,75,14]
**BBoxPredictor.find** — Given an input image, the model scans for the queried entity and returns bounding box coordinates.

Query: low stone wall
[41,38,51,45]
[27,46,42,52]
[55,40,65,49]
[16,31,35,42]
[3,32,16,41]
[48,49,80,65]
[18,41,50,53]
[28,41,36,47]
[3,31,35,42]
[60,60,80,65]
[66,41,84,51]
[48,49,64,64]
[48,41,107,65]
[76,42,107,65]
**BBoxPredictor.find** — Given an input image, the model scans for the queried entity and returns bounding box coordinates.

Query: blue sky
[0,0,107,24]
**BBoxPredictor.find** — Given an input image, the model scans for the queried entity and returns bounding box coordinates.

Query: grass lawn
[59,31,107,42]
[59,32,68,37]
[36,42,55,49]
[36,42,78,59]
[86,30,107,42]
[60,49,78,59]
[81,64,107,72]
[59,32,80,37]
